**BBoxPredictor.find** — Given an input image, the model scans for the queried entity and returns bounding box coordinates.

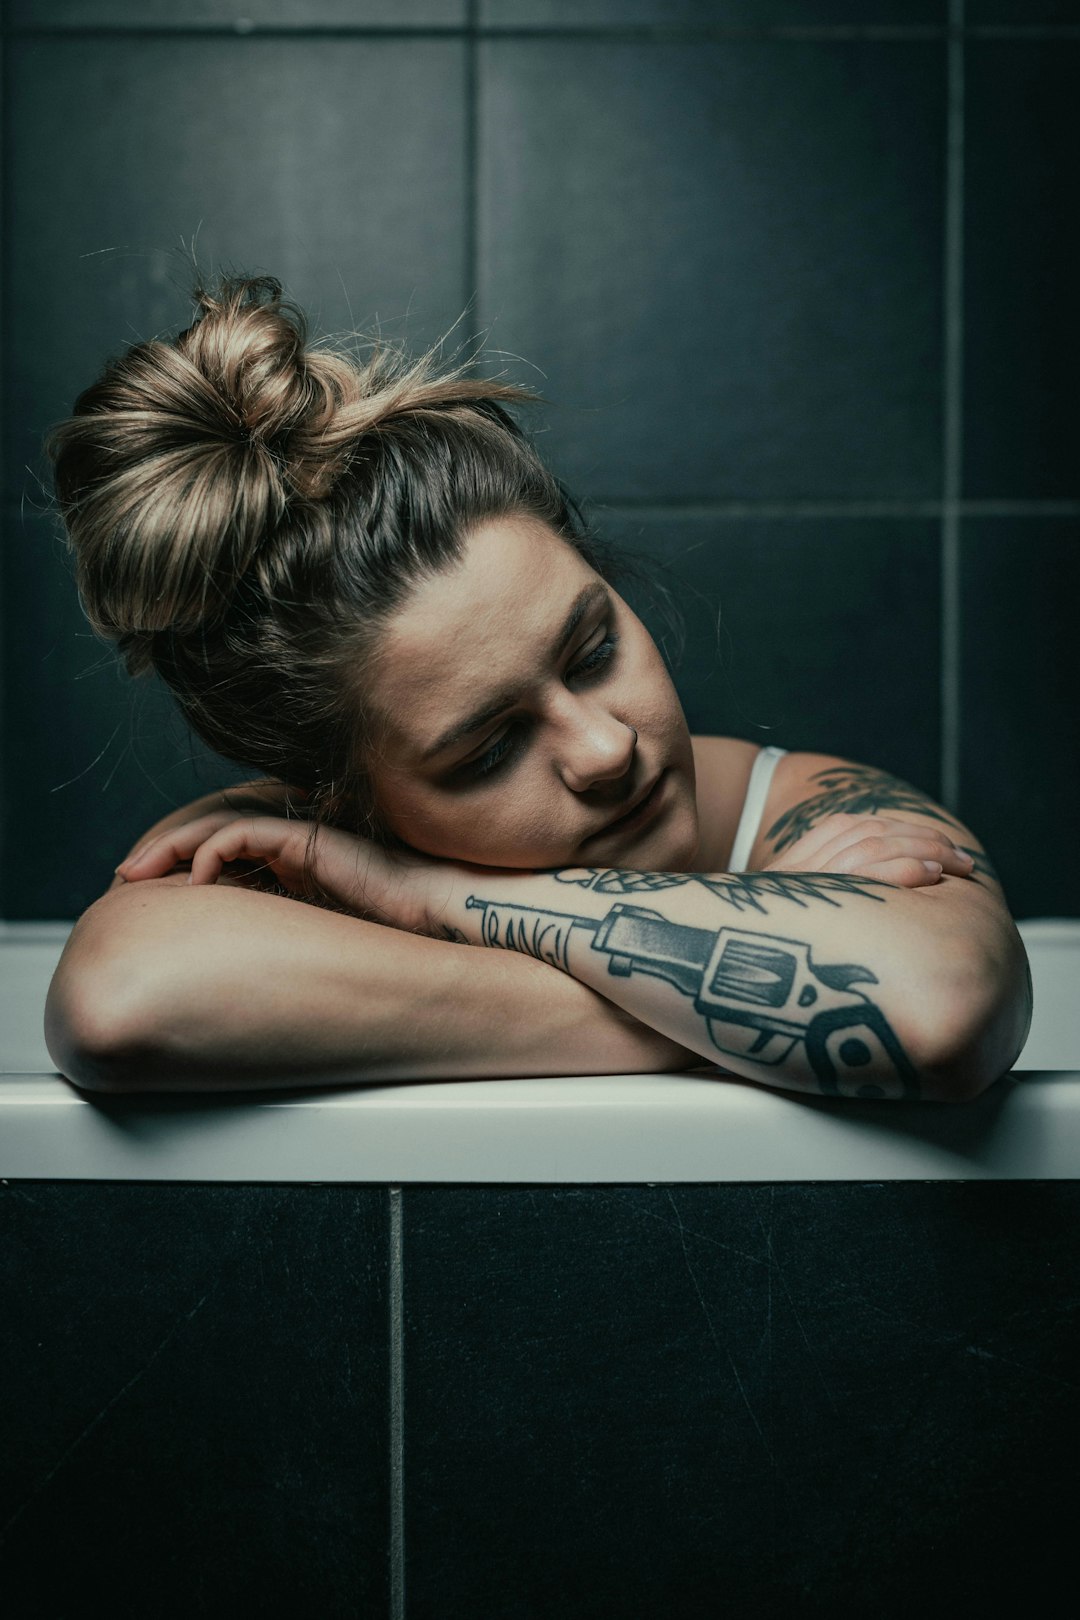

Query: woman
[42,275,1031,1101]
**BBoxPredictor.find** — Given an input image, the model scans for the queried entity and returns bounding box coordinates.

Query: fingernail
[922,860,942,875]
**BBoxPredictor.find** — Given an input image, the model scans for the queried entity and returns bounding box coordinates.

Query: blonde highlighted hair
[44,273,613,838]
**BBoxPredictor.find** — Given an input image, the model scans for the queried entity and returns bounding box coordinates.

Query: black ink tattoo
[952,846,998,883]
[466,894,921,1100]
[765,765,957,852]
[764,764,999,884]
[551,866,890,914]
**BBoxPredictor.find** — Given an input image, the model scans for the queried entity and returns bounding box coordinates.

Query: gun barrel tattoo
[465,879,921,1101]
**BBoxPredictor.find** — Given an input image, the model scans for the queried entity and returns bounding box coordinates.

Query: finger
[765,811,933,870]
[815,827,973,876]
[188,837,231,887]
[118,812,249,875]
[183,821,279,884]
[854,856,944,887]
[765,818,933,874]
[799,822,965,874]
[767,811,866,866]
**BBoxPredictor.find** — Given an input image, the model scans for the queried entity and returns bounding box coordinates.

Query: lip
[582,769,668,847]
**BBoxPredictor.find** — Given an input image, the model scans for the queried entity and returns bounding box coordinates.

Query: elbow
[920,928,1034,1104]
[45,940,161,1094]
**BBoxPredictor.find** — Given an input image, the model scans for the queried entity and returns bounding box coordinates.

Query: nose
[556,699,638,794]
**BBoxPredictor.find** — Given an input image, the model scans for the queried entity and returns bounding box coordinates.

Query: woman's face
[365,514,699,871]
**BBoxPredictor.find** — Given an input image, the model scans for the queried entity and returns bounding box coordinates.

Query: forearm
[436,863,1029,1102]
[45,877,701,1093]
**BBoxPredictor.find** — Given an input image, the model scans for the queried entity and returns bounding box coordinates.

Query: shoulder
[690,735,822,870]
[689,735,765,870]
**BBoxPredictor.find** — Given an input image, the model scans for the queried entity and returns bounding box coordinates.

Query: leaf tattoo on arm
[764,765,998,883]
[552,866,891,913]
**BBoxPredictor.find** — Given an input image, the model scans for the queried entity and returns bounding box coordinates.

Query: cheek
[630,645,690,751]
[375,774,572,865]
[619,612,689,725]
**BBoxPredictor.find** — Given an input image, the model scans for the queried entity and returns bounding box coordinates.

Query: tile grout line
[583,501,1080,519]
[5,23,1080,39]
[389,1186,405,1620]
[0,28,6,918]
[941,0,965,812]
[13,498,1080,518]
[464,0,479,350]
[0,25,947,42]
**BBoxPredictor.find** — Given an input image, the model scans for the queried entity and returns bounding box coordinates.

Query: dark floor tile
[600,508,942,795]
[1,506,250,920]
[9,1,463,26]
[481,2,944,24]
[958,517,1080,920]
[0,1182,390,1618]
[4,32,467,508]
[964,41,1080,497]
[478,37,945,500]
[402,1182,1080,1620]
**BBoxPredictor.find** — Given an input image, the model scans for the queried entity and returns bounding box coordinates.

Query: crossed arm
[46,755,1033,1101]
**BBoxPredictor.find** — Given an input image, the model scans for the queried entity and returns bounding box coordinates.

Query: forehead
[369,516,599,758]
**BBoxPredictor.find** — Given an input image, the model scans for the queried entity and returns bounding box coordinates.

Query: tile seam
[584,501,1080,519]
[464,0,479,353]
[389,1186,405,1620]
[1,26,950,43]
[941,0,965,810]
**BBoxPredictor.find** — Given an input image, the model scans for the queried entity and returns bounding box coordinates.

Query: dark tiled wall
[3,1179,1079,1616]
[2,4,1076,919]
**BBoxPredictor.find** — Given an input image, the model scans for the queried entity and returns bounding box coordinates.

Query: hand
[115,810,463,936]
[759,812,976,887]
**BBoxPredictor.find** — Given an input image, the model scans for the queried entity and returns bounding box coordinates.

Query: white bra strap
[726,746,788,872]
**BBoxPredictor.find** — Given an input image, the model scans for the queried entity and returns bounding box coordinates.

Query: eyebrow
[420,581,610,763]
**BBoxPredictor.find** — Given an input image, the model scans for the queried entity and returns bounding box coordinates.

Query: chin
[653,821,699,873]
[623,796,699,873]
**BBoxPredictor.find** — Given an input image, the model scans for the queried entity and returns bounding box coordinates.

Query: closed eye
[465,724,521,781]
[568,630,619,681]
[460,628,621,783]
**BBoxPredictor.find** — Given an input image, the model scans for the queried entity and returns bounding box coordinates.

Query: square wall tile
[4,32,468,506]
[1,1183,390,1617]
[598,508,942,795]
[9,1,465,26]
[1,507,251,919]
[478,38,945,500]
[402,1183,1080,1618]
[964,42,1080,498]
[958,517,1080,920]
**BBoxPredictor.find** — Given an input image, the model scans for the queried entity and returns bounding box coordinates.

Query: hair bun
[45,269,544,666]
[44,274,352,652]
[181,274,347,498]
